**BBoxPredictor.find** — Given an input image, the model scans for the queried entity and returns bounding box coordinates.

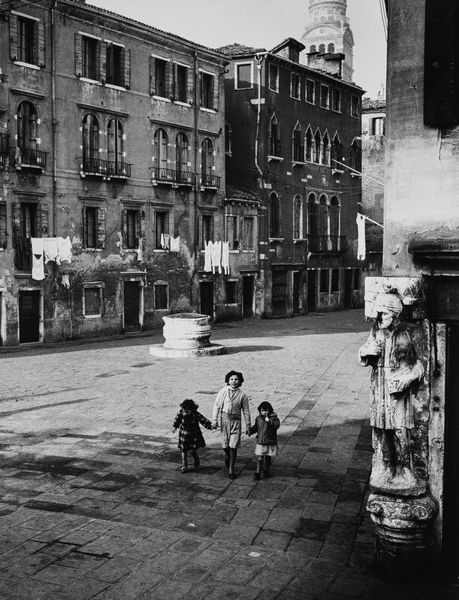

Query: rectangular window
[125,209,138,249]
[242,217,254,250]
[106,43,124,87]
[84,206,97,249]
[154,283,168,310]
[332,89,341,112]
[201,214,213,249]
[235,63,252,89]
[320,269,329,293]
[351,95,360,117]
[18,16,35,64]
[84,286,102,316]
[269,64,279,92]
[226,281,237,304]
[371,116,385,135]
[176,64,188,102]
[200,72,214,108]
[155,58,168,98]
[21,203,37,238]
[320,84,330,109]
[155,211,169,249]
[226,215,239,250]
[82,36,98,80]
[331,268,340,292]
[306,79,315,103]
[291,73,301,99]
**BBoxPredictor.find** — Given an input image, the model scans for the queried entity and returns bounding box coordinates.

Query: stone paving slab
[0,310,458,599]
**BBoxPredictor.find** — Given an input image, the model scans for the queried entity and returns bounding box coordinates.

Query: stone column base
[367,493,437,578]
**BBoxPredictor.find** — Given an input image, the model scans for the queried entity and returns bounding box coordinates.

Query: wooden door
[242,276,254,318]
[293,271,301,314]
[271,270,287,316]
[307,270,317,312]
[19,290,40,343]
[124,281,140,331]
[200,281,214,319]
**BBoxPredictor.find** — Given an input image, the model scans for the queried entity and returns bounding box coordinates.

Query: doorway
[200,281,214,319]
[19,290,40,343]
[444,323,459,582]
[307,270,317,312]
[124,281,140,331]
[293,271,301,315]
[271,270,287,316]
[242,276,254,318]
[344,268,353,308]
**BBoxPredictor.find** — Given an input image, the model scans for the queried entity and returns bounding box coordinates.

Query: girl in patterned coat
[172,399,212,473]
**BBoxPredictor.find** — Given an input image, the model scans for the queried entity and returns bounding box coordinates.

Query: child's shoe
[181,465,188,473]
[193,455,200,468]
[253,472,261,481]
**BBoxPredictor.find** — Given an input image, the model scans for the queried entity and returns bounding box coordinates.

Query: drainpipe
[254,53,265,178]
[193,50,199,255]
[50,0,58,236]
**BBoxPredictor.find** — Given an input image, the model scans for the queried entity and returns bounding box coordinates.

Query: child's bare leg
[191,450,200,468]
[181,451,188,472]
[223,447,230,468]
[228,448,237,478]
[254,457,263,480]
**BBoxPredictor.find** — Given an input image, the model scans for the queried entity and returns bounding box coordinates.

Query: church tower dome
[301,0,354,82]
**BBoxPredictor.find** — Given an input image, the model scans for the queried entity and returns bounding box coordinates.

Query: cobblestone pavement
[0,310,457,600]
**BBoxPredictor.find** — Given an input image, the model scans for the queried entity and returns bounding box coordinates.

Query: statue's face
[378,309,394,330]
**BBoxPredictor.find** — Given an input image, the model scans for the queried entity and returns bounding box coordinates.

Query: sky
[91,0,387,98]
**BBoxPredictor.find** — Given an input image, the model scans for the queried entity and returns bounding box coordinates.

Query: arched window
[331,132,342,170]
[82,113,99,170]
[319,43,326,53]
[107,119,124,174]
[305,126,313,162]
[350,137,361,171]
[17,101,37,151]
[153,128,168,174]
[269,114,281,156]
[314,129,321,163]
[319,194,329,249]
[310,44,317,53]
[321,131,330,166]
[293,195,303,239]
[268,192,280,238]
[201,137,214,185]
[327,43,335,53]
[176,133,189,176]
[330,196,340,250]
[307,193,318,251]
[292,122,303,162]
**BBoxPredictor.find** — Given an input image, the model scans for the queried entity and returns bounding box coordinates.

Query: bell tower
[301,0,354,82]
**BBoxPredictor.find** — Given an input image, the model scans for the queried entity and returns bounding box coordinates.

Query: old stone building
[220,38,364,318]
[0,0,231,345]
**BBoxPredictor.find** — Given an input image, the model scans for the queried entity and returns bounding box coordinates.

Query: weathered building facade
[362,0,459,581]
[0,0,231,345]
[221,38,364,318]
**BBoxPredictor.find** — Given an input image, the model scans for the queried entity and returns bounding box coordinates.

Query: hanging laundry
[161,233,171,250]
[221,241,230,275]
[61,273,70,289]
[170,236,180,252]
[356,213,366,261]
[57,236,72,264]
[31,238,45,281]
[211,240,222,274]
[44,238,59,264]
[204,241,212,272]
[137,238,143,262]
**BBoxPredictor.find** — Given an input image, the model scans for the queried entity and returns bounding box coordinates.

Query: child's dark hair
[225,370,244,385]
[181,399,198,411]
[258,401,273,413]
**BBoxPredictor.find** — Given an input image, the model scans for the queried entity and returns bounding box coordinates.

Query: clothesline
[357,212,384,229]
[332,159,385,187]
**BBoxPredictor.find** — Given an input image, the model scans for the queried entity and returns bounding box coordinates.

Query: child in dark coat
[172,399,212,472]
[249,401,280,480]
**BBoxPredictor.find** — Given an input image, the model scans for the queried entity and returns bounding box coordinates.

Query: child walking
[172,399,212,473]
[249,401,280,480]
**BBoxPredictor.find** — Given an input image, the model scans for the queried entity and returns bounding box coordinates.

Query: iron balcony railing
[78,157,108,176]
[108,160,132,178]
[200,174,221,189]
[14,147,47,170]
[151,167,195,186]
[307,235,346,253]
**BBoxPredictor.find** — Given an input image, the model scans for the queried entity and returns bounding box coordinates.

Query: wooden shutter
[32,20,39,66]
[213,73,219,111]
[149,56,156,95]
[100,41,107,83]
[82,206,87,247]
[140,210,146,244]
[134,210,141,247]
[0,202,7,249]
[187,65,194,104]
[37,21,45,67]
[37,203,49,237]
[12,202,20,247]
[424,0,459,126]
[97,206,106,249]
[121,208,127,246]
[199,72,203,106]
[123,47,130,89]
[10,13,18,61]
[75,33,83,77]
[95,39,101,81]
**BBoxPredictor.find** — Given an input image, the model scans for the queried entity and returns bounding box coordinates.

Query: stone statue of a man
[359,291,425,496]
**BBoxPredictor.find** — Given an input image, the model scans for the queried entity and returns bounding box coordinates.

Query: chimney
[307,52,344,79]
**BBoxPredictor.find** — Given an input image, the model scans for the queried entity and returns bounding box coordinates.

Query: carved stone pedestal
[367,493,437,578]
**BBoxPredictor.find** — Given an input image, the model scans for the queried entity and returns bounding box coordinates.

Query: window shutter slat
[0,202,7,249]
[122,208,127,246]
[38,21,45,67]
[97,207,106,249]
[123,47,130,89]
[95,40,101,81]
[187,66,194,104]
[166,61,174,99]
[82,206,87,247]
[100,41,107,84]
[140,210,146,241]
[32,20,39,65]
[10,13,18,61]
[12,202,20,248]
[75,33,83,77]
[149,56,156,95]
[213,74,219,111]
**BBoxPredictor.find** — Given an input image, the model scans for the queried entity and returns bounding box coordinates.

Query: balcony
[14,148,47,171]
[200,174,221,190]
[108,160,132,179]
[78,157,108,178]
[307,235,347,253]
[151,168,195,187]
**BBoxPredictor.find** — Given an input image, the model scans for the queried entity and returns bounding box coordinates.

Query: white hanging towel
[170,236,180,252]
[31,238,45,281]
[211,240,222,273]
[137,238,143,262]
[356,213,366,261]
[44,238,59,264]
[57,236,72,264]
[204,241,212,272]
[221,241,230,274]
